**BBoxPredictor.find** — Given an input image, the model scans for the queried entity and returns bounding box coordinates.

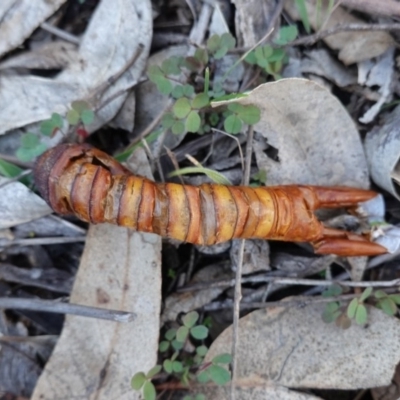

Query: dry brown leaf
[232,0,280,47]
[284,0,394,65]
[0,0,152,135]
[342,0,400,18]
[213,79,370,187]
[0,177,51,229]
[205,301,400,394]
[31,149,162,399]
[365,105,400,200]
[0,41,78,71]
[0,0,67,58]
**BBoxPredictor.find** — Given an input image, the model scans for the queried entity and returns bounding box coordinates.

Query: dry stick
[0,169,32,189]
[0,297,135,322]
[230,126,254,399]
[178,276,400,291]
[40,22,81,45]
[289,23,400,47]
[0,236,86,248]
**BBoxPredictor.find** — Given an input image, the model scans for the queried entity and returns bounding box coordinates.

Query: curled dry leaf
[232,0,280,47]
[0,177,51,229]
[31,148,162,400]
[365,104,400,200]
[204,300,400,395]
[284,0,394,65]
[213,78,370,188]
[0,41,78,71]
[0,0,67,58]
[0,0,152,135]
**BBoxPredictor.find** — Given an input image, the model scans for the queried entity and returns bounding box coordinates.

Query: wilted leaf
[213,79,371,187]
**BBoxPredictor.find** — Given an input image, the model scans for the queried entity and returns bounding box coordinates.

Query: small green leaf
[156,77,173,95]
[191,93,209,109]
[40,119,57,136]
[169,167,232,185]
[374,290,387,299]
[50,113,63,129]
[165,328,177,341]
[224,114,242,134]
[162,113,175,129]
[274,25,298,45]
[172,85,184,99]
[147,65,163,81]
[67,109,80,125]
[295,0,311,33]
[0,159,23,178]
[176,326,189,343]
[347,298,358,319]
[322,307,341,324]
[389,294,400,305]
[143,381,156,400]
[268,48,286,63]
[197,370,210,383]
[209,112,219,126]
[195,394,206,400]
[190,325,208,340]
[159,341,169,352]
[238,105,260,125]
[81,109,94,125]
[131,372,146,390]
[172,361,183,373]
[21,132,39,148]
[208,364,231,385]
[182,311,199,328]
[173,98,191,119]
[170,338,182,350]
[146,365,162,379]
[227,103,244,113]
[185,110,201,133]
[220,33,236,50]
[255,45,273,64]
[194,48,209,65]
[360,287,373,302]
[355,304,368,325]
[206,34,221,52]
[163,359,173,373]
[214,47,228,60]
[212,353,232,365]
[71,100,90,113]
[172,120,185,135]
[162,57,181,75]
[183,84,195,97]
[378,298,397,316]
[183,396,193,400]
[196,345,208,356]
[244,51,257,65]
[323,284,343,298]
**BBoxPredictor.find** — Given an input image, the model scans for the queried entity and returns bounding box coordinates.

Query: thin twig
[179,275,400,292]
[0,297,135,322]
[40,22,80,45]
[0,169,32,189]
[230,126,254,400]
[0,236,86,248]
[289,23,400,47]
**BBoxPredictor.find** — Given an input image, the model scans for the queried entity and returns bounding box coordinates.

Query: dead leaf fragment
[284,0,394,65]
[0,0,152,135]
[0,0,67,58]
[0,177,51,229]
[205,301,400,391]
[213,79,370,187]
[365,105,400,200]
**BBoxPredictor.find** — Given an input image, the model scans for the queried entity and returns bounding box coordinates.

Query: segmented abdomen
[34,144,324,245]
